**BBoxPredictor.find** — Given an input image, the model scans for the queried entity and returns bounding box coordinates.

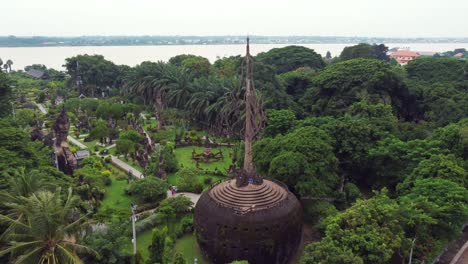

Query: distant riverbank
[2,43,468,71]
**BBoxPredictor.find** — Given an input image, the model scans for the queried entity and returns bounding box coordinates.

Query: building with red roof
[390,50,420,65]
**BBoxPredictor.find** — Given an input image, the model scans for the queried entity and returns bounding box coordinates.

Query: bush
[193,183,204,194]
[125,177,169,203]
[135,213,162,233]
[304,201,338,228]
[344,183,362,204]
[176,168,198,192]
[159,196,193,214]
[104,156,111,164]
[94,145,99,152]
[101,170,112,186]
[203,177,213,185]
[180,215,193,233]
[93,161,103,169]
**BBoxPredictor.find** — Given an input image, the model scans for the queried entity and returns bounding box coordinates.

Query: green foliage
[159,196,193,215]
[125,177,169,203]
[0,71,12,117]
[302,191,404,264]
[301,238,364,264]
[147,226,167,264]
[0,120,44,172]
[64,54,124,96]
[175,168,199,192]
[302,59,409,117]
[147,226,174,264]
[278,67,316,99]
[256,45,325,74]
[344,183,362,204]
[15,108,37,127]
[97,102,125,120]
[173,252,187,264]
[254,126,338,196]
[116,139,136,156]
[430,119,468,158]
[398,154,467,192]
[398,178,468,261]
[84,219,132,263]
[64,97,100,115]
[0,188,93,263]
[264,109,296,137]
[303,201,337,225]
[181,55,211,78]
[339,43,389,61]
[406,57,467,83]
[90,119,110,142]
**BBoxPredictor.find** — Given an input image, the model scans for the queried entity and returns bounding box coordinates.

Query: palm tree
[163,65,193,109]
[0,168,50,242]
[125,61,175,130]
[0,188,94,263]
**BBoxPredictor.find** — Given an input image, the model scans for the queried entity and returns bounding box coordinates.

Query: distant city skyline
[3,0,468,38]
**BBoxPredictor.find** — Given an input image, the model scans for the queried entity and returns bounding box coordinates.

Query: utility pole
[131,203,137,255]
[408,237,416,264]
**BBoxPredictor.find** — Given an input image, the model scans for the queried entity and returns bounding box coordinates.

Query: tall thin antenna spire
[238,36,263,186]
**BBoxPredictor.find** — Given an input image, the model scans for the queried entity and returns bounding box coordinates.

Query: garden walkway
[67,135,87,149]
[451,241,468,264]
[110,155,144,179]
[166,191,201,206]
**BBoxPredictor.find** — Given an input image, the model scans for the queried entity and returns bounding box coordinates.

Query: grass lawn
[175,146,233,172]
[98,166,135,221]
[175,233,208,264]
[167,173,224,187]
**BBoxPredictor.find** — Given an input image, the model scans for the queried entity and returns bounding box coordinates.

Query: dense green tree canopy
[263,109,296,137]
[125,177,169,203]
[169,54,211,78]
[254,126,338,196]
[339,43,389,61]
[301,191,404,264]
[0,72,12,118]
[301,59,411,118]
[64,54,123,96]
[278,67,316,100]
[256,46,325,74]
[406,57,467,83]
[398,178,468,261]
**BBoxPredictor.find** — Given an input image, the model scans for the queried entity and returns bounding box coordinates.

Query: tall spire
[238,36,263,186]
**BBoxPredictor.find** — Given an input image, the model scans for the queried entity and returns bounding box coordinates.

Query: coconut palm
[0,188,94,263]
[125,61,168,130]
[0,168,50,241]
[163,65,193,109]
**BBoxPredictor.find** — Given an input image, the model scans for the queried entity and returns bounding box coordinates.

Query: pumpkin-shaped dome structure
[194,179,302,264]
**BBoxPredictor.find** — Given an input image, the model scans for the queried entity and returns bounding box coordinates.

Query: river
[1,43,467,71]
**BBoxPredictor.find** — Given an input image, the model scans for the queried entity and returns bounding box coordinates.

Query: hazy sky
[2,0,467,37]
